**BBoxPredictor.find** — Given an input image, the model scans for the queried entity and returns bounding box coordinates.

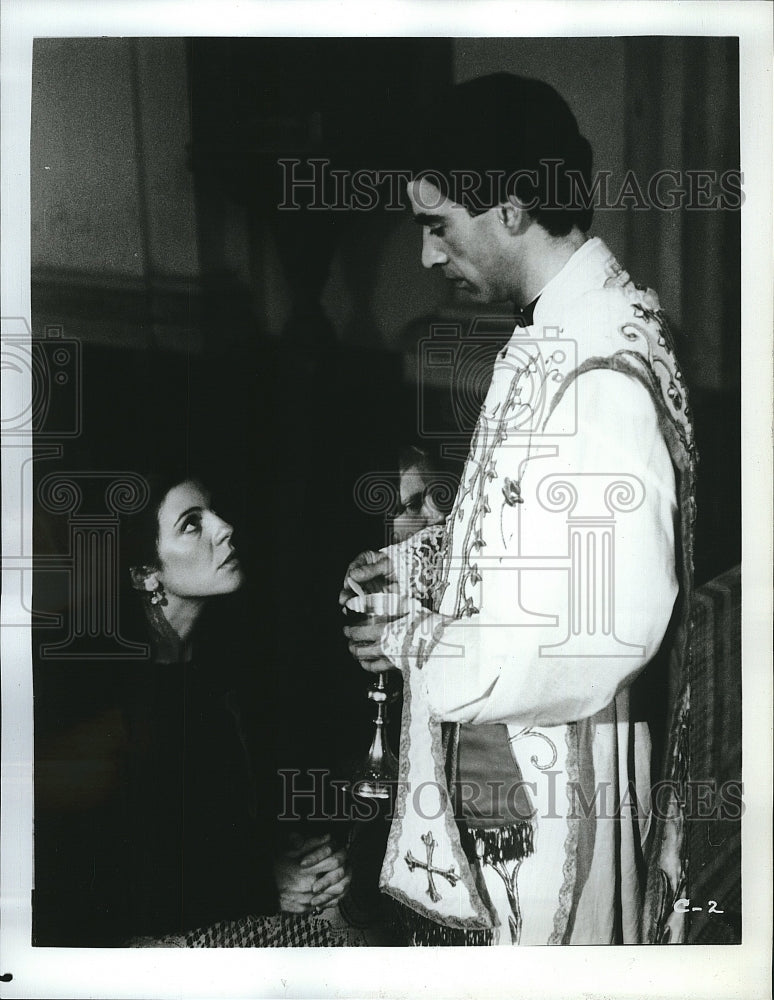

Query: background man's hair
[411,72,594,236]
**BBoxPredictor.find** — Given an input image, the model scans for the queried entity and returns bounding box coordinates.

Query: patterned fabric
[130,911,368,948]
[391,522,446,603]
[380,623,498,932]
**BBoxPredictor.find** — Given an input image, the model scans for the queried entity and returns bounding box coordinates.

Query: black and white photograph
[1,2,771,998]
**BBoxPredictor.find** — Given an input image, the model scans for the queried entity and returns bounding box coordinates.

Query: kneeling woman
[123,474,350,945]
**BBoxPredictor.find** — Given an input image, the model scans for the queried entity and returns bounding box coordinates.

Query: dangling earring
[148,580,167,606]
[138,570,167,607]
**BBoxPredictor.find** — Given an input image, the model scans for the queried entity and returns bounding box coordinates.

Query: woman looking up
[33,472,351,947]
[123,474,351,944]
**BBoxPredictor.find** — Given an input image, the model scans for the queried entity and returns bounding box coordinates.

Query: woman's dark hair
[411,72,594,236]
[122,470,205,573]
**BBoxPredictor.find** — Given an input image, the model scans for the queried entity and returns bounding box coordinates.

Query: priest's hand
[338,550,397,606]
[343,619,397,674]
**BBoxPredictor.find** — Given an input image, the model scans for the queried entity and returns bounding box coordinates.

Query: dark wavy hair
[411,73,594,236]
[122,469,205,575]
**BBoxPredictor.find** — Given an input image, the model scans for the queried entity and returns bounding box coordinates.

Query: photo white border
[2,2,772,998]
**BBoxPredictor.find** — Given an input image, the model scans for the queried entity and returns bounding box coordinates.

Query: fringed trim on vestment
[387,820,537,946]
[469,821,535,866]
[393,901,494,947]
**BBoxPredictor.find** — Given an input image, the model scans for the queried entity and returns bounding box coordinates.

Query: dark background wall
[31,36,741,785]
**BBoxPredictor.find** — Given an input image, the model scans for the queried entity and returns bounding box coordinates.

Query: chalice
[344,592,409,799]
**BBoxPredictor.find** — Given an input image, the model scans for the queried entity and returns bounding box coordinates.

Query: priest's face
[154,480,244,599]
[407,177,514,302]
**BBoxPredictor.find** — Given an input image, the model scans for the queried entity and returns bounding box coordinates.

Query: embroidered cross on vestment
[404,831,460,903]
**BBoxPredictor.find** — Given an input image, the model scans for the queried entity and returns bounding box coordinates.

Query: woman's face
[154,481,244,599]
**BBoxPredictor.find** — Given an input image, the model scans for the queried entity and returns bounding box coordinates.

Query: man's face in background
[392,461,447,543]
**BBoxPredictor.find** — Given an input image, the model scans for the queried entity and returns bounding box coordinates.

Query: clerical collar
[514,295,540,329]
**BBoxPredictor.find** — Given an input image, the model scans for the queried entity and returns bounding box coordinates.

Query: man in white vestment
[341,74,695,946]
